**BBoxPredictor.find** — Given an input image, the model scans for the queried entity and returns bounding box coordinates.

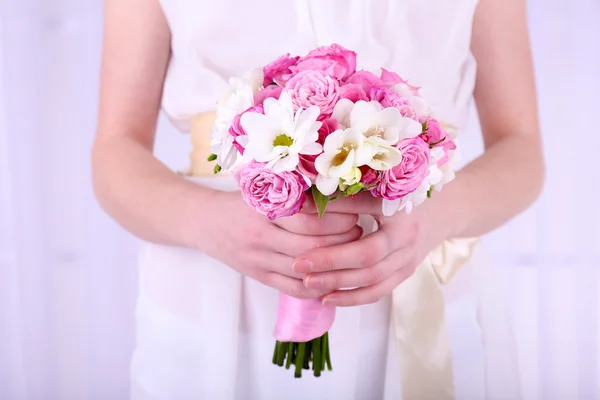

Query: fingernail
[322,296,339,306]
[292,259,313,273]
[304,275,323,288]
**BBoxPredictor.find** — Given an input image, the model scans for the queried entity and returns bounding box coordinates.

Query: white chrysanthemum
[314,127,373,195]
[210,68,264,171]
[240,92,323,173]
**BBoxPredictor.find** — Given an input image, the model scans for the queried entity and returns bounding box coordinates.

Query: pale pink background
[1,0,599,398]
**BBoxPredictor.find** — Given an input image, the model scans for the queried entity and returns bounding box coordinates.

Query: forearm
[439,134,544,239]
[91,134,216,248]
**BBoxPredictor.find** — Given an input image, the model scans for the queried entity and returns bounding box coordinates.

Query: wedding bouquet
[209,44,457,377]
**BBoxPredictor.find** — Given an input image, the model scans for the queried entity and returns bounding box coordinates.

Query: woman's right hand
[199,190,362,299]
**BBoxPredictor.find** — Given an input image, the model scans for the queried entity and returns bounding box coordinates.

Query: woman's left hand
[293,193,453,307]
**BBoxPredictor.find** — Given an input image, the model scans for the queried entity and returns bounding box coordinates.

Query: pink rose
[370,138,430,200]
[419,117,456,166]
[297,118,338,182]
[291,44,357,80]
[345,71,385,94]
[284,70,340,116]
[370,87,417,119]
[339,83,369,102]
[317,117,339,143]
[380,68,421,96]
[235,161,310,220]
[419,117,444,144]
[229,105,264,154]
[254,85,283,105]
[263,53,299,86]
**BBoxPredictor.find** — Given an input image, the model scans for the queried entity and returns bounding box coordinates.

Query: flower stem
[271,332,332,378]
[295,342,306,378]
[324,332,332,371]
[276,341,286,366]
[285,342,294,369]
[313,336,322,377]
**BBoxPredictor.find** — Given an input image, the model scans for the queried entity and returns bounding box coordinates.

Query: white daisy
[240,92,323,173]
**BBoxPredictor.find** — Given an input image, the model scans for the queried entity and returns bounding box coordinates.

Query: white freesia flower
[240,92,323,173]
[210,68,264,171]
[333,100,423,144]
[363,140,402,171]
[314,128,372,195]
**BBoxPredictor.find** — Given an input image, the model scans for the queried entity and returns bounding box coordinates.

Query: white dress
[130,1,521,399]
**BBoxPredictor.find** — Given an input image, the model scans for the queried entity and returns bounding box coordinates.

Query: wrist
[179,182,225,250]
[428,172,472,240]
[417,180,468,242]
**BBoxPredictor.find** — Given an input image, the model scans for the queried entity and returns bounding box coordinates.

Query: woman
[92,0,544,398]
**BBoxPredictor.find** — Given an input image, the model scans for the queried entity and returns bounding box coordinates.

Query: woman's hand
[292,194,452,307]
[200,190,362,300]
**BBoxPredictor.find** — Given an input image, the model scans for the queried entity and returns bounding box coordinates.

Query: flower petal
[300,141,323,155]
[382,198,401,217]
[316,175,339,196]
[343,127,365,148]
[349,101,381,132]
[240,112,269,137]
[274,153,299,173]
[399,118,423,139]
[329,148,355,178]
[323,129,345,153]
[332,98,355,128]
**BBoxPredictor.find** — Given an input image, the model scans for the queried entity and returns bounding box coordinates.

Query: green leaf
[346,182,363,196]
[213,164,222,174]
[207,153,218,162]
[311,186,329,218]
[421,121,428,133]
[329,196,339,202]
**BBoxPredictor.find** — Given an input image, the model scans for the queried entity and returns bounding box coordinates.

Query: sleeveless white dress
[130,1,521,399]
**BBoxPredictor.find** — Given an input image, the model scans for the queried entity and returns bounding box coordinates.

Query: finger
[263,272,332,299]
[245,250,305,280]
[269,225,364,258]
[320,266,416,307]
[273,212,359,236]
[303,248,412,290]
[292,230,391,273]
[302,192,383,215]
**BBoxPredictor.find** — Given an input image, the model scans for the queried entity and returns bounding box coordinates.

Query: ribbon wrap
[273,295,336,342]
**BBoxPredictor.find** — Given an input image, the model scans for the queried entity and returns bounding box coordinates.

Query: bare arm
[92,0,361,298]
[442,0,545,237]
[92,0,216,248]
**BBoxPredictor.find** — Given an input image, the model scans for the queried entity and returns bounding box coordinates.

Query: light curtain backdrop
[1,0,599,398]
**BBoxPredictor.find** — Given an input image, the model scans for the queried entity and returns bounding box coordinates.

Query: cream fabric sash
[392,237,479,399]
[189,112,479,399]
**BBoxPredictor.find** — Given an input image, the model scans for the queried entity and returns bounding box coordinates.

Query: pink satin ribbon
[273,293,336,342]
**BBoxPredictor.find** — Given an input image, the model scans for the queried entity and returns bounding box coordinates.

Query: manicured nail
[292,258,313,273]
